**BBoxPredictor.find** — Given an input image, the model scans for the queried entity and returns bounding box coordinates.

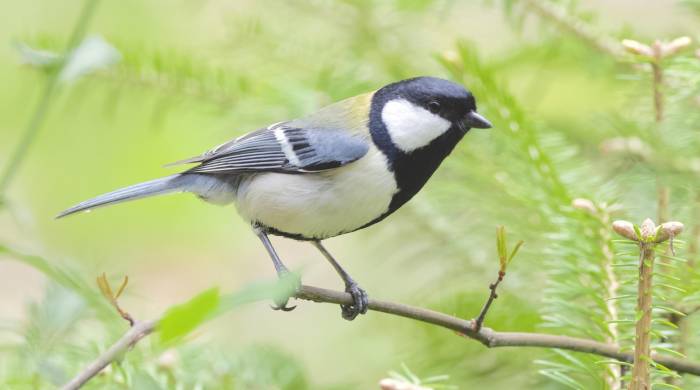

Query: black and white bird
[58,76,492,320]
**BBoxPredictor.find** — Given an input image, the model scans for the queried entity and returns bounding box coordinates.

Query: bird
[57,76,492,321]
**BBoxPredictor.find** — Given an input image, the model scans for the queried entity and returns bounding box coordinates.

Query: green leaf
[131,372,164,390]
[611,263,637,268]
[497,225,507,267]
[508,240,525,264]
[159,287,220,344]
[656,254,688,263]
[651,319,679,329]
[606,319,635,324]
[652,383,682,390]
[0,243,112,314]
[605,294,636,301]
[537,368,584,390]
[595,359,633,367]
[653,346,686,358]
[656,283,687,293]
[652,305,685,316]
[215,277,298,316]
[633,224,642,241]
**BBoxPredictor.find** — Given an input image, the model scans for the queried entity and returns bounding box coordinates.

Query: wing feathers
[180,123,368,175]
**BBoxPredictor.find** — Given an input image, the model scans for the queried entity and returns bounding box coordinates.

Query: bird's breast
[378,126,466,217]
[234,147,398,240]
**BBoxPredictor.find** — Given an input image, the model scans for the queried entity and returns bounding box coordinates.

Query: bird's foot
[271,270,301,312]
[341,282,368,321]
[271,302,296,311]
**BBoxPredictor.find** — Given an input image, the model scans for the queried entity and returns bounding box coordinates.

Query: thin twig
[0,0,102,196]
[472,271,505,332]
[96,273,134,326]
[61,320,156,390]
[62,284,700,389]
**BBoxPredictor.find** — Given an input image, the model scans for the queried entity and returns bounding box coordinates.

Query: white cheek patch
[381,99,451,153]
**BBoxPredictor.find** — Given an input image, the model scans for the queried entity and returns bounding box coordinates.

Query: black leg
[312,241,368,321]
[253,226,298,311]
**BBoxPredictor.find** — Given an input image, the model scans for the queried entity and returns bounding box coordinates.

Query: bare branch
[63,285,700,389]
[61,319,156,390]
[295,286,700,375]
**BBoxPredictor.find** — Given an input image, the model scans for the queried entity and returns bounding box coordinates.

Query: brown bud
[157,349,179,370]
[622,39,654,57]
[661,36,692,57]
[572,198,596,214]
[613,220,637,241]
[441,50,460,65]
[655,221,684,243]
[640,218,656,240]
[98,364,112,376]
[599,137,651,159]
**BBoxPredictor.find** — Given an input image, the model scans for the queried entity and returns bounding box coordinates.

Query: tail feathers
[57,175,186,219]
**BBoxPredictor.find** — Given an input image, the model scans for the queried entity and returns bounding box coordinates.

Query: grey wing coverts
[57,124,370,218]
[184,123,369,173]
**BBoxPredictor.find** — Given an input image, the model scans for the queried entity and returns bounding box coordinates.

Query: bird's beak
[464,111,492,129]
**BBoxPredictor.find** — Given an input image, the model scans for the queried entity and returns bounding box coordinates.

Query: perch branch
[63,284,700,389]
[295,286,700,376]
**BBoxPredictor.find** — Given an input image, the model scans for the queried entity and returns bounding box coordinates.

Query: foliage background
[0,0,698,389]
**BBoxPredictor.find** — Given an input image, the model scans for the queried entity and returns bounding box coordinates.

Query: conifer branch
[0,0,102,197]
[630,240,656,390]
[520,0,622,58]
[613,218,685,389]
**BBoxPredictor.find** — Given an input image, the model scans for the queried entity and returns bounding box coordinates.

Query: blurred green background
[1,0,699,389]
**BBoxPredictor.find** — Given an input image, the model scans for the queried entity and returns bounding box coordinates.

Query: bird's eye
[427,101,441,114]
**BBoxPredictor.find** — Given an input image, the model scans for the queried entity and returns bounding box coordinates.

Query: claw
[270,302,297,312]
[270,271,301,313]
[341,283,368,321]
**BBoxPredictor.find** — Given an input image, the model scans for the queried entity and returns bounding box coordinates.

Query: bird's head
[372,76,491,153]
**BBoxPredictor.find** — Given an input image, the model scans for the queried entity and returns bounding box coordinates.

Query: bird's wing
[171,122,370,174]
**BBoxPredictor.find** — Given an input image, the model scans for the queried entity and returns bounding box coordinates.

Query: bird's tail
[57,174,190,218]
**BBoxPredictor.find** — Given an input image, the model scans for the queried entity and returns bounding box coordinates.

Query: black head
[361,77,492,227]
[378,76,491,131]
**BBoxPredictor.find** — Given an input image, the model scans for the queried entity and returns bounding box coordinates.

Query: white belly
[234,148,397,239]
